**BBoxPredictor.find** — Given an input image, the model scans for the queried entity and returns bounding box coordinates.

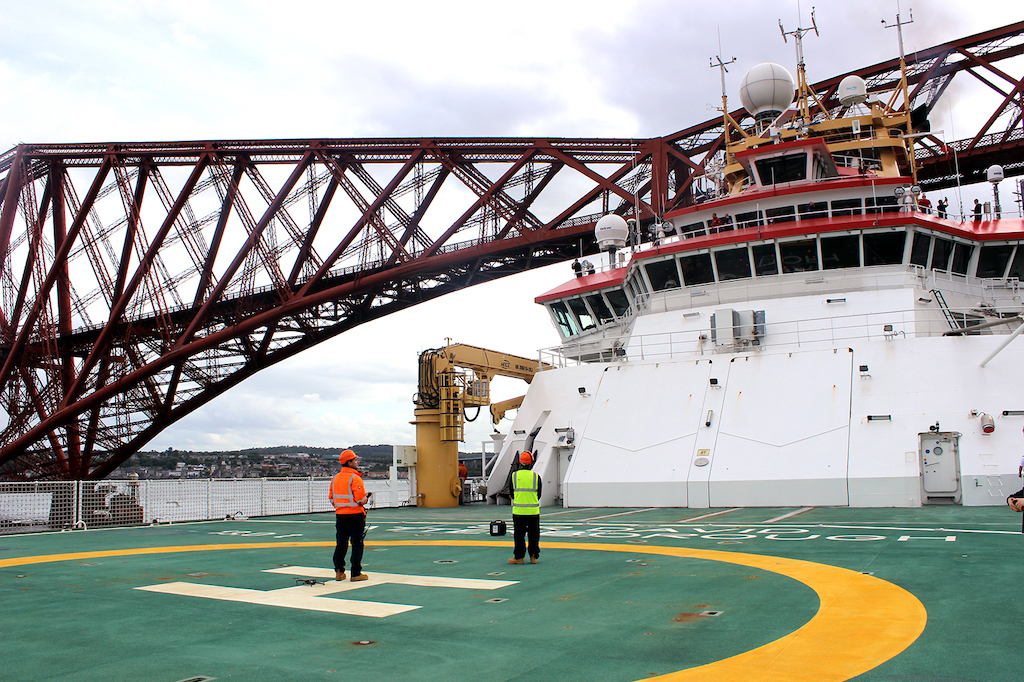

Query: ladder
[930,289,960,329]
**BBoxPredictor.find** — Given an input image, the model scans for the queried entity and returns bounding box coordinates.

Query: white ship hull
[487,269,1024,508]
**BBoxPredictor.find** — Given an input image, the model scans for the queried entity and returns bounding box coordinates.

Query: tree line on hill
[128,444,484,476]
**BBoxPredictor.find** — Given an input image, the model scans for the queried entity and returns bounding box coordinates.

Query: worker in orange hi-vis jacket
[329,450,369,582]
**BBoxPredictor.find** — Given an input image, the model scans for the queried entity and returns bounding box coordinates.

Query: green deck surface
[1,505,1020,681]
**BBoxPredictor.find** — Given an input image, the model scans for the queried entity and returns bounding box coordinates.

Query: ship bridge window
[679,253,715,285]
[866,196,900,214]
[831,198,863,217]
[681,221,706,238]
[755,154,807,184]
[930,237,954,271]
[644,259,682,291]
[798,201,828,220]
[605,288,631,317]
[752,243,779,276]
[951,243,973,275]
[977,244,1014,278]
[734,210,764,231]
[766,206,796,224]
[715,247,753,281]
[567,298,596,331]
[1008,246,1024,279]
[863,231,906,265]
[779,239,819,273]
[586,293,615,325]
[910,232,931,267]
[821,235,861,269]
[550,301,579,337]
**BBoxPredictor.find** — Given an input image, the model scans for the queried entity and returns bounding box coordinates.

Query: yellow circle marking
[0,539,925,681]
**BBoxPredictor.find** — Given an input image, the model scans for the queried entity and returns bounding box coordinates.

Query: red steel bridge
[2,22,1024,480]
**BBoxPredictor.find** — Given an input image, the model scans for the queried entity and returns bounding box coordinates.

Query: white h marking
[135,567,517,618]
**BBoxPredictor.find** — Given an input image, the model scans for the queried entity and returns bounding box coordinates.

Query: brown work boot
[508,558,524,564]
[530,556,539,564]
[335,570,345,581]
[350,573,368,582]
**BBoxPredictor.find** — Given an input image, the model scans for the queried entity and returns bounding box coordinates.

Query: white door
[920,433,960,500]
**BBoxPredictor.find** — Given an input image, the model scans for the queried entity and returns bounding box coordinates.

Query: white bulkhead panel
[564,360,714,507]
[709,349,853,506]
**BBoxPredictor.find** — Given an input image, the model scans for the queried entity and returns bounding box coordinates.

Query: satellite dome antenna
[779,4,819,127]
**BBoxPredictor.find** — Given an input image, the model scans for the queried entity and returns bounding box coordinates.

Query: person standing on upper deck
[974,199,983,221]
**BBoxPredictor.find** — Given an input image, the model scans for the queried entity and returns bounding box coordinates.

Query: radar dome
[739,63,795,121]
[595,214,629,251]
[837,75,868,107]
[988,165,1004,183]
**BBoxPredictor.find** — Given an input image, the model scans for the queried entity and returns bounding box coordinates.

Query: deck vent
[698,610,723,617]
[173,677,216,682]
[826,298,846,303]
[867,415,892,421]
[433,560,458,564]
[485,598,508,603]
[1003,411,1024,416]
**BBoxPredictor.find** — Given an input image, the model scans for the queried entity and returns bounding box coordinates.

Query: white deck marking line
[136,569,517,617]
[135,581,419,617]
[263,567,518,590]
[544,507,597,516]
[674,508,744,522]
[762,507,815,523]
[580,508,659,521]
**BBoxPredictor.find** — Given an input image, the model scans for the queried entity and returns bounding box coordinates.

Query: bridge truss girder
[1,21,1023,480]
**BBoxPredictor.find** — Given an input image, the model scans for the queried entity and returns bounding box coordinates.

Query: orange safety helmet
[519,451,533,465]
[339,449,357,466]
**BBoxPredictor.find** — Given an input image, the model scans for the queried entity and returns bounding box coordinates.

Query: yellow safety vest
[512,469,540,515]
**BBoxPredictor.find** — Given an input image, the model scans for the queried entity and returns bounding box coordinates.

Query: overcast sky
[1,1,1021,454]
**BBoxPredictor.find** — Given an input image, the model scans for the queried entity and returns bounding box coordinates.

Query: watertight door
[920,433,961,500]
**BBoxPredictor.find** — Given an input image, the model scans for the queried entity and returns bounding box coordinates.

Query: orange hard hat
[519,451,533,465]
[339,449,357,465]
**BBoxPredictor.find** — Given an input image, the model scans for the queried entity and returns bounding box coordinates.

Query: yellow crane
[411,343,544,507]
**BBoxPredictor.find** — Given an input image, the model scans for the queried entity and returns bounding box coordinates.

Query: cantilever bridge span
[2,22,1023,480]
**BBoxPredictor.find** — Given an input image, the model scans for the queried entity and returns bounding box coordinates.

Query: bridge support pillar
[412,408,459,508]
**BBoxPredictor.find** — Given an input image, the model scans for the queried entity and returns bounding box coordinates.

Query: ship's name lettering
[383,525,951,543]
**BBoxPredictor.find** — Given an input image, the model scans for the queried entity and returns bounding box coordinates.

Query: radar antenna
[779,5,820,126]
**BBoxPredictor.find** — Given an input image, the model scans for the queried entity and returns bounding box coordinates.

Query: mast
[710,52,736,166]
[883,8,918,182]
[779,6,818,128]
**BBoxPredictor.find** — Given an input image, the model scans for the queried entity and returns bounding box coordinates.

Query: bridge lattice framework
[1,22,1023,479]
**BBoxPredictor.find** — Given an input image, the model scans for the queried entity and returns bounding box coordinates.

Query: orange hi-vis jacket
[330,467,367,515]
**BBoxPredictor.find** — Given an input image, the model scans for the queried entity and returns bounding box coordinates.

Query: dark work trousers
[333,513,366,575]
[512,513,541,560]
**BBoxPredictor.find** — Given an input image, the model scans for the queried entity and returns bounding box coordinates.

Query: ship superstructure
[484,27,1024,509]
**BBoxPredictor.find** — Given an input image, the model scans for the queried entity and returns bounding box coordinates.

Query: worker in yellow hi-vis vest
[508,451,542,565]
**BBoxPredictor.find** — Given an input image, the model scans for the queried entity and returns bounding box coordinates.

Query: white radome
[739,63,795,117]
[837,75,868,107]
[595,214,629,250]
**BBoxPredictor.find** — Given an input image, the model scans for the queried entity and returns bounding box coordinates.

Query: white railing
[0,477,412,534]
[540,304,1024,368]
